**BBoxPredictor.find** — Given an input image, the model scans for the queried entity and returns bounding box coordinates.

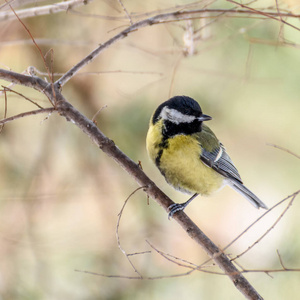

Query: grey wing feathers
[200,143,268,210]
[201,143,242,183]
[229,181,268,209]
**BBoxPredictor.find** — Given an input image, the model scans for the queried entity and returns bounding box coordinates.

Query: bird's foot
[168,203,186,219]
[168,194,198,219]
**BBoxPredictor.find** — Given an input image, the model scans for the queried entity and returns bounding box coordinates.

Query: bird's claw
[168,203,185,219]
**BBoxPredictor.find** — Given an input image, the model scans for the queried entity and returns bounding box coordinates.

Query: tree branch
[55,7,300,87]
[0,68,264,299]
[0,0,92,22]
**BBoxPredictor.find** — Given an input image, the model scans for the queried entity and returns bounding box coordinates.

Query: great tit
[146,95,268,218]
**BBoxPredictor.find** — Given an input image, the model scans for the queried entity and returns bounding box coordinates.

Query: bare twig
[76,237,300,279]
[72,5,300,22]
[0,107,56,125]
[0,68,162,78]
[75,262,300,280]
[232,191,298,261]
[140,191,300,279]
[226,0,300,32]
[116,187,146,278]
[74,268,201,280]
[0,0,92,22]
[117,0,133,25]
[267,143,300,159]
[0,89,8,133]
[223,190,300,253]
[146,240,199,270]
[7,3,56,106]
[1,86,44,109]
[55,7,300,87]
[242,267,300,274]
[0,0,50,11]
[276,250,286,270]
[274,0,285,40]
[91,105,107,123]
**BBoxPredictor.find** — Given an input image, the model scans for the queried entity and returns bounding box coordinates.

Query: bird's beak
[198,114,212,121]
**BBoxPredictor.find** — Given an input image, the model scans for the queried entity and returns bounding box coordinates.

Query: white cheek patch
[160,107,196,124]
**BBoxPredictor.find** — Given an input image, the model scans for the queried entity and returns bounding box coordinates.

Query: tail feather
[229,180,268,210]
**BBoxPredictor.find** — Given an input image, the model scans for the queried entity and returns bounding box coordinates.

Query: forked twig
[2,86,44,109]
[223,190,300,253]
[232,192,298,261]
[226,0,300,32]
[116,186,148,278]
[117,0,133,25]
[55,6,300,88]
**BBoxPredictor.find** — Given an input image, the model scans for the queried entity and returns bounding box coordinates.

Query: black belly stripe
[155,138,169,168]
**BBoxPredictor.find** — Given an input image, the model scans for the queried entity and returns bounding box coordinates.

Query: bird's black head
[152,96,212,137]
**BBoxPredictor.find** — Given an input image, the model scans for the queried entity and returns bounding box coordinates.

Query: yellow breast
[146,121,224,196]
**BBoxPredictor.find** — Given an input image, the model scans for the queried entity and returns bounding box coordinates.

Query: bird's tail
[229,180,268,210]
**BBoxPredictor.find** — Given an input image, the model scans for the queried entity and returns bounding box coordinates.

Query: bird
[146,95,268,218]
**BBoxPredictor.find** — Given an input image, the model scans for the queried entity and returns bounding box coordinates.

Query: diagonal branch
[0,68,263,300]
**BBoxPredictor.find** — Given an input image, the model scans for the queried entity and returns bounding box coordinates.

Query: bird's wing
[197,125,268,210]
[197,125,243,183]
[201,143,243,183]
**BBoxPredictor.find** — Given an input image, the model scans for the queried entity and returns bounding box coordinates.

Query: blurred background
[0,0,300,299]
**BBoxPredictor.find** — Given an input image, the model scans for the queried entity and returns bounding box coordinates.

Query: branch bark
[0,0,92,22]
[0,68,264,299]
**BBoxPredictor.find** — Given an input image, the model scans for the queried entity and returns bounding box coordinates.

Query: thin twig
[182,191,300,277]
[116,186,146,278]
[72,5,300,21]
[74,268,203,280]
[232,192,297,261]
[2,86,44,109]
[0,107,56,125]
[0,89,8,133]
[117,0,133,25]
[55,7,300,87]
[267,143,300,159]
[226,0,300,32]
[223,190,300,253]
[274,0,285,41]
[242,268,300,274]
[146,240,199,270]
[7,2,56,106]
[0,0,91,22]
[276,250,286,270]
[75,263,300,280]
[91,105,107,123]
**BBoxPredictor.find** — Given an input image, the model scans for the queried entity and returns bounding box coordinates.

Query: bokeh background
[0,0,300,299]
